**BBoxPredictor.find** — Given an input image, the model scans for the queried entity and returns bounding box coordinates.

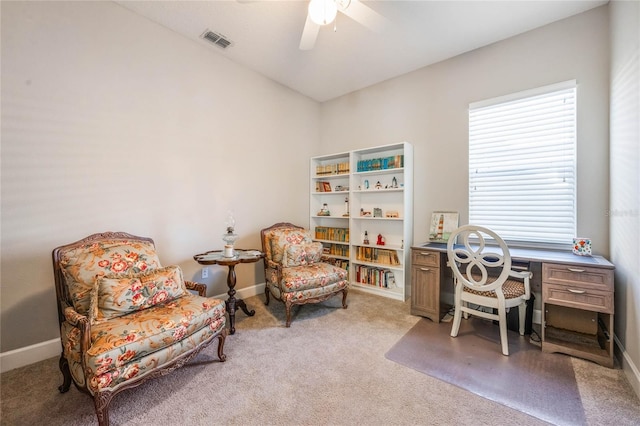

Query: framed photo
[322,182,332,192]
[429,211,459,243]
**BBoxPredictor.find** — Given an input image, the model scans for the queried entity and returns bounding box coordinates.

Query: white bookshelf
[310,142,413,301]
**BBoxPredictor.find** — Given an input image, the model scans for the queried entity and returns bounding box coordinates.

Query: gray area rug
[385,317,586,426]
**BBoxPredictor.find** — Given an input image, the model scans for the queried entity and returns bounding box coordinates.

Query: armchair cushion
[282,242,324,267]
[267,229,313,263]
[90,265,188,321]
[60,239,162,315]
[281,262,348,292]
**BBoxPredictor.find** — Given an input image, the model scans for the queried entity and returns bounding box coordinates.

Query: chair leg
[498,306,509,356]
[341,288,348,309]
[58,353,72,393]
[216,331,227,362]
[94,391,113,426]
[284,301,292,327]
[264,284,270,306]
[518,302,526,336]
[450,285,463,338]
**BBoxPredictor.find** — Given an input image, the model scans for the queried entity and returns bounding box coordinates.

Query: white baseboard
[615,334,640,399]
[0,282,267,374]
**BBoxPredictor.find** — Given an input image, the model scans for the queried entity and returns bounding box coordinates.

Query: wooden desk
[411,242,615,367]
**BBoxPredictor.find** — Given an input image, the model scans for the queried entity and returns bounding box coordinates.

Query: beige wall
[1,1,319,352]
[320,6,611,256]
[609,0,640,396]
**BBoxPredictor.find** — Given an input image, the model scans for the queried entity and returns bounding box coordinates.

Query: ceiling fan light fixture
[308,0,338,26]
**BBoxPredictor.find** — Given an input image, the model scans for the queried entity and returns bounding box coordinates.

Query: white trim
[0,282,267,373]
[0,338,61,373]
[469,79,577,110]
[615,333,640,400]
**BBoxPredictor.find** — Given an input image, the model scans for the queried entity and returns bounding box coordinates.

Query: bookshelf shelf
[310,142,413,302]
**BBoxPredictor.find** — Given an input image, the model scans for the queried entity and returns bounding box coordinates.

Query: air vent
[201,30,233,49]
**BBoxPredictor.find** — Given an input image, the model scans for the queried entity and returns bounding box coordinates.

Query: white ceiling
[115,0,607,102]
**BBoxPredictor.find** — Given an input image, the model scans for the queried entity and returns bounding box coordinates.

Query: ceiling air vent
[201,30,233,49]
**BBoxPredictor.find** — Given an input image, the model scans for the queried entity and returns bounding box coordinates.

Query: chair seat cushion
[85,294,225,382]
[280,262,348,292]
[463,277,526,299]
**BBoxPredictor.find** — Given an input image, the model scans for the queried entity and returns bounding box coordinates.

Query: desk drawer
[412,249,440,268]
[543,284,613,313]
[543,263,613,292]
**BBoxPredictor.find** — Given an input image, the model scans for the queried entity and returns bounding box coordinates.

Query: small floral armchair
[52,232,227,426]
[260,223,349,327]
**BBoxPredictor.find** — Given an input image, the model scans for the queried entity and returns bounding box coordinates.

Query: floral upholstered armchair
[52,232,227,426]
[260,223,349,327]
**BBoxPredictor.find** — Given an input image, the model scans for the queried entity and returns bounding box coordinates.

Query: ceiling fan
[299,0,388,50]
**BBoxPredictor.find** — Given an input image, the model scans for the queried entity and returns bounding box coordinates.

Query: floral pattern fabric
[265,229,313,264]
[281,242,323,267]
[280,262,348,292]
[60,239,162,315]
[90,265,187,321]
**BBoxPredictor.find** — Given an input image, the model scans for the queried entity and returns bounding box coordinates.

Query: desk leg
[225,264,255,335]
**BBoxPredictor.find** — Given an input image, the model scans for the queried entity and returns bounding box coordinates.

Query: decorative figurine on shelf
[392,176,398,188]
[375,181,382,189]
[364,179,369,189]
[360,208,372,217]
[318,203,331,216]
[373,208,382,218]
[376,234,385,245]
[343,197,349,217]
[363,231,370,245]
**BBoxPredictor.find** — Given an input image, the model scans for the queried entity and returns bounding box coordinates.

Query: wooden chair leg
[518,303,526,336]
[264,284,271,305]
[58,354,72,393]
[341,288,348,309]
[94,391,113,426]
[217,331,227,362]
[498,306,509,356]
[285,301,292,327]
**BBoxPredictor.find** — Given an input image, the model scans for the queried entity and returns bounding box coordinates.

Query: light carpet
[385,316,585,425]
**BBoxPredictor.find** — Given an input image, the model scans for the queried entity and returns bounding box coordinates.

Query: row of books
[315,226,349,242]
[355,265,396,288]
[356,155,404,172]
[322,243,349,257]
[355,247,401,266]
[322,257,349,271]
[316,162,350,176]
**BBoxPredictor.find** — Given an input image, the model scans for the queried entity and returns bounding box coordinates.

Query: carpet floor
[385,317,585,425]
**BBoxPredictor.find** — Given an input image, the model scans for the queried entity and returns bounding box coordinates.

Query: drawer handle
[568,288,586,294]
[568,267,585,273]
[420,267,431,272]
[419,252,434,257]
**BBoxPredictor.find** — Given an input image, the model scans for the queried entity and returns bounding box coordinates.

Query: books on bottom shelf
[322,257,349,271]
[355,265,396,289]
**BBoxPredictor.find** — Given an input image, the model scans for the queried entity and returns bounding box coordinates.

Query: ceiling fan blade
[339,0,389,33]
[299,14,320,50]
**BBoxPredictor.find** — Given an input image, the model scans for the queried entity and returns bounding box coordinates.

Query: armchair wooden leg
[341,288,349,309]
[285,301,292,327]
[264,284,271,306]
[94,391,113,426]
[217,330,227,362]
[58,353,72,393]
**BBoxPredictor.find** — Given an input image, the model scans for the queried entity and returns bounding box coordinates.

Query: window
[468,81,577,246]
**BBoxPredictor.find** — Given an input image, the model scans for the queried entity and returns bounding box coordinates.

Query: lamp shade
[308,0,337,26]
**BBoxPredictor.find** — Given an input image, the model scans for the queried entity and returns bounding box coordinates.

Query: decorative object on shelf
[343,197,349,217]
[360,208,372,217]
[364,179,369,189]
[376,234,385,245]
[373,208,382,218]
[318,203,331,216]
[375,181,382,189]
[392,176,398,188]
[322,182,332,192]
[334,185,349,192]
[222,211,239,257]
[572,237,592,256]
[386,211,399,218]
[363,231,370,245]
[428,211,459,243]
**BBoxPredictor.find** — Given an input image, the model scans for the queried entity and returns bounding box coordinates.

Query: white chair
[447,225,532,356]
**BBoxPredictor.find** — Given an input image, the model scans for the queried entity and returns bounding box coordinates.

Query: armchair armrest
[185,280,207,297]
[63,306,91,356]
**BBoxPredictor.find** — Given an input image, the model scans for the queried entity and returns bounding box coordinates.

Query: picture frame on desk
[429,211,459,243]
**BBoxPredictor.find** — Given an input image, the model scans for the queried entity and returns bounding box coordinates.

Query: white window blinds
[468,81,577,246]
